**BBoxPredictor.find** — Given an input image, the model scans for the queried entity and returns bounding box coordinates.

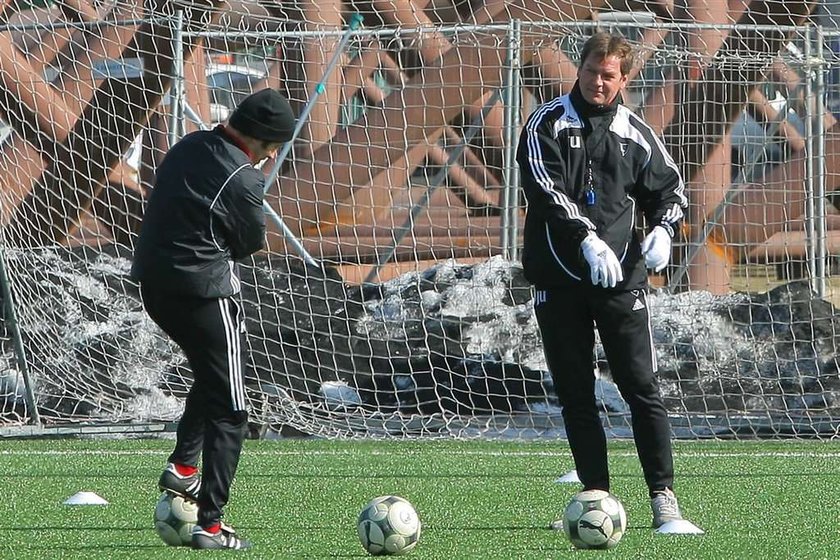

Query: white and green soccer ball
[153,492,198,546]
[563,489,627,550]
[357,495,421,555]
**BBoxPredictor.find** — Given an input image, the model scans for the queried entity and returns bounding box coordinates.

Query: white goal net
[0,0,839,439]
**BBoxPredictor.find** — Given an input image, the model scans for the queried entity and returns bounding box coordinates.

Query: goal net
[0,0,839,439]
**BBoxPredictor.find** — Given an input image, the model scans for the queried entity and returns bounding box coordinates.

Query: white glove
[581,232,624,288]
[641,225,672,273]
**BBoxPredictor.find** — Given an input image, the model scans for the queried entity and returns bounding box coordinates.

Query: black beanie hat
[228,88,296,143]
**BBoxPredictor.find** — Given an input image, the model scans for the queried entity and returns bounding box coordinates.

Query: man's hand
[581,233,624,288]
[641,226,672,273]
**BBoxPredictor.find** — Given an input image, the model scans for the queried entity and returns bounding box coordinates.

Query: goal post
[0,2,838,439]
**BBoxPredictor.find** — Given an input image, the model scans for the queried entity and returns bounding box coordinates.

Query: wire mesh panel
[0,0,838,439]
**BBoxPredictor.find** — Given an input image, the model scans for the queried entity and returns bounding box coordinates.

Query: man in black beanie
[132,88,296,551]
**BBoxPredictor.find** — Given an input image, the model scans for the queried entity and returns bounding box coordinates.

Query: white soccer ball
[357,495,421,555]
[563,489,627,550]
[154,492,198,546]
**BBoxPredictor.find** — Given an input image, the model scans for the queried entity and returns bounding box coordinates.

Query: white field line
[0,449,839,459]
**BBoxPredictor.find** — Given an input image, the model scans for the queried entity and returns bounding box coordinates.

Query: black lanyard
[581,115,613,207]
[586,164,596,206]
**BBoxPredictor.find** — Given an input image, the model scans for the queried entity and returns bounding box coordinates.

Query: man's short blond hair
[580,32,635,76]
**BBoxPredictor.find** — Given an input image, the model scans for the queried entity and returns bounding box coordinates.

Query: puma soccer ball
[563,489,627,549]
[357,495,421,555]
[154,492,198,546]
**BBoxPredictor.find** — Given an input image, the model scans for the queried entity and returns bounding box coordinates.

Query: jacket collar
[215,124,254,160]
[570,81,621,118]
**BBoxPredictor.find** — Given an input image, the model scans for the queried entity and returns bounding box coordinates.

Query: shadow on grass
[676,471,840,478]
[4,526,149,531]
[434,524,655,531]
[245,472,562,480]
[4,524,277,532]
[25,544,163,552]
[0,473,159,479]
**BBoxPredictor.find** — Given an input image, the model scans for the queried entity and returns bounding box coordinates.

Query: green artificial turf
[0,438,838,559]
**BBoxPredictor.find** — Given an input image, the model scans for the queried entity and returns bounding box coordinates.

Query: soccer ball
[154,492,198,546]
[357,495,421,555]
[563,489,627,550]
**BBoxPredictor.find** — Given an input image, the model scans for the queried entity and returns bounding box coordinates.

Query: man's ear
[619,73,629,89]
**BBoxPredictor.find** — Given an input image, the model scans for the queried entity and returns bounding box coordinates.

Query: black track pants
[141,285,249,527]
[534,287,674,495]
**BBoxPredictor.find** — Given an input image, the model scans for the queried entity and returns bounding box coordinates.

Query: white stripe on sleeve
[523,98,595,231]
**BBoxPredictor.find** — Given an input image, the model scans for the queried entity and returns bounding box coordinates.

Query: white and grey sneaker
[651,488,682,528]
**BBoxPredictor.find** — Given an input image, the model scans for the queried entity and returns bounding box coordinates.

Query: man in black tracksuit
[516,33,691,528]
[132,88,295,550]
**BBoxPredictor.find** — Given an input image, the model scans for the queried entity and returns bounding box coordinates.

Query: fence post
[0,246,40,427]
[500,19,522,261]
[815,25,828,298]
[168,10,186,148]
[804,25,828,298]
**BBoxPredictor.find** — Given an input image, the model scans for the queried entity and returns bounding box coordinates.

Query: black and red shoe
[158,462,200,502]
[191,522,251,550]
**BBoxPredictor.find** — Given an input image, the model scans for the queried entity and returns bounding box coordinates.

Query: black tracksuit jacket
[131,126,266,297]
[517,83,688,290]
